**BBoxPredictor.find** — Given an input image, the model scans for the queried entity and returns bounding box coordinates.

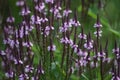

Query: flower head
[48,45,56,51]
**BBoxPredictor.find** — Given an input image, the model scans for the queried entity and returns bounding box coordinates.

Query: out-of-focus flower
[48,45,56,51]
[45,26,54,36]
[84,41,93,50]
[70,19,81,27]
[31,15,41,25]
[78,33,86,40]
[94,23,102,28]
[25,65,34,73]
[16,0,24,7]
[6,17,15,23]
[5,71,14,78]
[63,9,72,17]
[94,30,102,37]
[20,8,31,16]
[35,3,45,12]
[0,51,6,56]
[19,74,29,80]
[45,0,54,4]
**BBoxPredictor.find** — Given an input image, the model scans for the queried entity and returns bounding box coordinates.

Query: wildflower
[94,30,102,37]
[77,49,88,57]
[16,0,25,7]
[84,41,93,50]
[111,76,120,80]
[22,42,33,48]
[75,58,87,67]
[94,23,102,28]
[59,22,72,32]
[25,65,34,73]
[63,9,72,17]
[19,74,29,80]
[45,0,54,4]
[35,3,45,12]
[103,58,111,63]
[112,48,119,54]
[20,7,31,16]
[97,52,106,61]
[6,16,15,23]
[31,15,41,25]
[70,19,81,27]
[47,45,56,51]
[45,26,54,36]
[40,17,48,23]
[37,67,44,74]
[60,37,73,46]
[71,44,78,50]
[59,26,68,32]
[0,51,6,56]
[4,38,15,49]
[14,59,23,65]
[50,6,62,18]
[5,71,14,78]
[93,15,102,38]
[78,33,86,40]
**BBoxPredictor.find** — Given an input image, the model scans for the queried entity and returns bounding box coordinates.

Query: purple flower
[103,58,111,63]
[4,25,14,35]
[94,30,102,37]
[5,71,14,78]
[16,0,24,7]
[97,52,106,61]
[75,58,87,67]
[63,9,72,17]
[111,76,120,80]
[60,37,73,45]
[70,19,81,27]
[71,44,78,49]
[45,26,54,36]
[84,40,93,50]
[59,26,68,32]
[20,8,31,16]
[47,45,56,51]
[45,0,54,4]
[35,3,45,12]
[59,22,72,32]
[76,49,88,57]
[37,68,44,74]
[22,42,33,48]
[31,15,41,25]
[4,38,15,48]
[40,17,48,23]
[19,74,29,80]
[0,51,6,56]
[6,16,15,23]
[78,33,86,40]
[90,61,98,68]
[14,59,23,65]
[19,26,24,38]
[94,23,102,28]
[25,65,34,73]
[50,6,62,18]
[112,48,119,53]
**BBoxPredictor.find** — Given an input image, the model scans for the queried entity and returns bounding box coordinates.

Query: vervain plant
[0,0,120,80]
